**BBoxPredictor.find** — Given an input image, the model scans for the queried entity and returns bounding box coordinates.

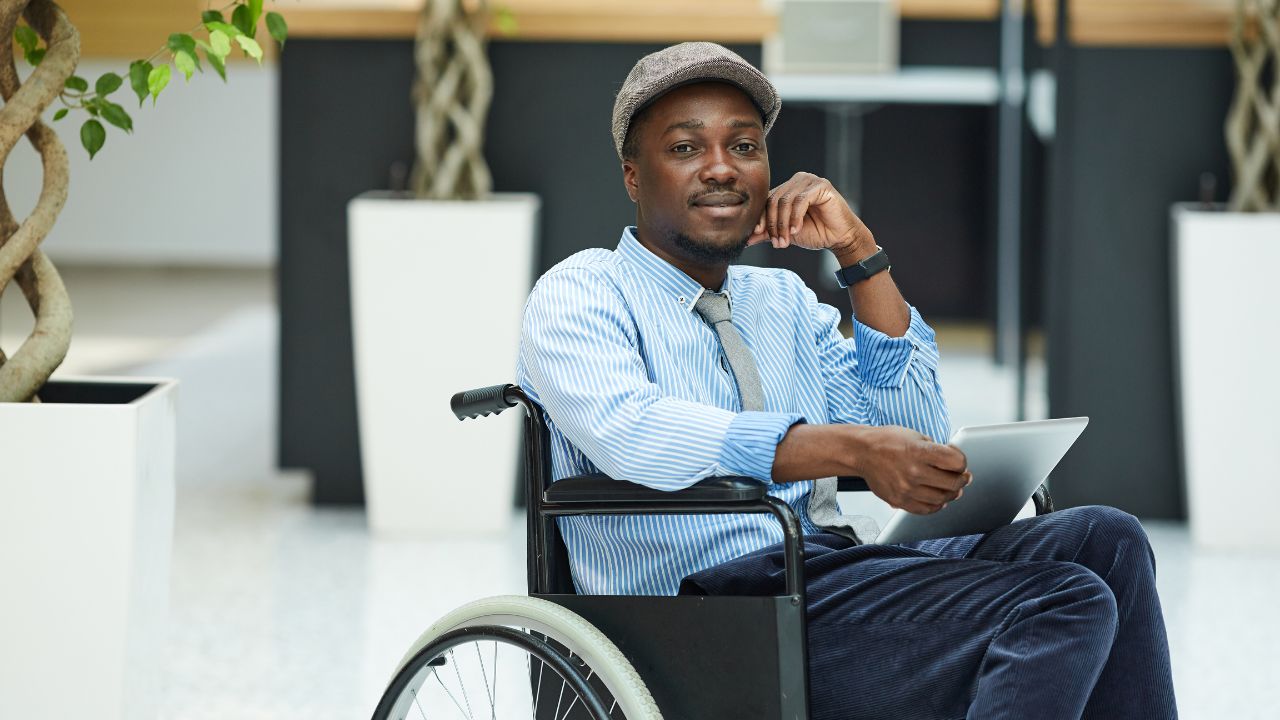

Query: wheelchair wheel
[372,595,661,720]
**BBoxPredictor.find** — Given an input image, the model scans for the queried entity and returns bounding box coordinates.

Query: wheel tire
[373,595,662,720]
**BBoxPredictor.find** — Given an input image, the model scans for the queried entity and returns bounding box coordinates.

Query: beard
[668,228,750,264]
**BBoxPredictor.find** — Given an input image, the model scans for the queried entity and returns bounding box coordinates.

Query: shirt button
[677,296,686,304]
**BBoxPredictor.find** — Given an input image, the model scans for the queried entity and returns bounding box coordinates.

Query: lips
[691,192,746,208]
[691,192,747,219]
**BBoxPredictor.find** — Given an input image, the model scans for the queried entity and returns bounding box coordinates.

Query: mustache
[688,187,749,206]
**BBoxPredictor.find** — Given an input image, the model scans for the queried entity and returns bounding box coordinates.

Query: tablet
[871,417,1089,545]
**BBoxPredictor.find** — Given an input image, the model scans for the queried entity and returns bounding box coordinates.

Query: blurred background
[3,0,1278,717]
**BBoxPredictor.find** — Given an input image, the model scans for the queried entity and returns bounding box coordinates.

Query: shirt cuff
[718,411,807,482]
[853,305,941,388]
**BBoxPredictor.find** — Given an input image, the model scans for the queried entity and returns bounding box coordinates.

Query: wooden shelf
[279,0,777,43]
[32,0,1245,58]
[1032,0,1239,48]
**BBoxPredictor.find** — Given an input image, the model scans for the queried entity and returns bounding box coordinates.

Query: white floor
[11,267,1278,719]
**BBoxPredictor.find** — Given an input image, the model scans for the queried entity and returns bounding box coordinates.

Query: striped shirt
[517,227,950,596]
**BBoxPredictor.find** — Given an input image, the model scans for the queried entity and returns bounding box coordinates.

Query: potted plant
[348,0,538,537]
[1171,0,1280,550]
[0,1,286,716]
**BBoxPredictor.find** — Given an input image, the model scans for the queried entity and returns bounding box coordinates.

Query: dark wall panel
[279,40,416,505]
[1046,46,1233,519]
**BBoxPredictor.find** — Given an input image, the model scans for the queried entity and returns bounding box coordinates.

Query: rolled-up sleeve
[520,268,799,489]
[810,290,951,443]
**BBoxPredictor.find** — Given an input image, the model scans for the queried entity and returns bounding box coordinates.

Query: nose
[698,145,737,186]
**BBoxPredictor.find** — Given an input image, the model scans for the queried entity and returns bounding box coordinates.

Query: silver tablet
[872,417,1089,545]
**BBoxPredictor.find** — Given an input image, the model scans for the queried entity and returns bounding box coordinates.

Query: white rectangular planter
[1171,204,1280,549]
[350,192,539,537]
[0,376,177,719]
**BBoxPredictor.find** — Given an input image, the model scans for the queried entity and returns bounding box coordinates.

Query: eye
[672,143,695,154]
[734,142,757,152]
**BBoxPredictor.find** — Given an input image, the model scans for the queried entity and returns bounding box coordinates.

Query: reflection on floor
[20,267,1277,719]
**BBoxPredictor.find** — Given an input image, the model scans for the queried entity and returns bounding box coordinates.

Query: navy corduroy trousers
[681,505,1177,720]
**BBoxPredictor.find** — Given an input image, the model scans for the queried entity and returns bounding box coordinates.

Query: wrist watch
[833,246,891,288]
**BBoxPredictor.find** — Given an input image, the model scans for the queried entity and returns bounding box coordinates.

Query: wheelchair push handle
[451,383,521,420]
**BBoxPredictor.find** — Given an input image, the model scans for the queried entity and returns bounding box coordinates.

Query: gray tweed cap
[611,42,781,159]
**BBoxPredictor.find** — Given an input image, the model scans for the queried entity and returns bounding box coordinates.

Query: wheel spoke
[557,668,592,720]
[449,648,476,719]
[490,641,499,717]
[558,693,581,720]
[432,665,472,719]
[474,642,494,719]
[552,674,567,720]
[410,686,429,719]
[533,654,545,715]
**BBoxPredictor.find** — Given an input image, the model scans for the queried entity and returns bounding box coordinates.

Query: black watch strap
[834,246,891,288]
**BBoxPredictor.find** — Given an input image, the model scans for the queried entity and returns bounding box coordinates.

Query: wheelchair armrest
[837,476,869,492]
[544,473,767,504]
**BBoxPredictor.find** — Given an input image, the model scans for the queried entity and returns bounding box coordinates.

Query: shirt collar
[617,227,734,313]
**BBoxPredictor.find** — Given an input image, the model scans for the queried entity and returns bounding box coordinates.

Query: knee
[1054,565,1120,634]
[1068,505,1150,547]
[1064,505,1158,582]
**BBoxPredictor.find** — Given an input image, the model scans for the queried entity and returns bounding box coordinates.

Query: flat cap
[612,42,781,160]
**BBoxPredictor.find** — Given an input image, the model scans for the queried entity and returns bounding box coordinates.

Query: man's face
[623,82,770,264]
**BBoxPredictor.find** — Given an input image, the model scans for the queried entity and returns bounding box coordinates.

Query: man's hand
[849,426,971,515]
[771,424,971,515]
[748,171,875,262]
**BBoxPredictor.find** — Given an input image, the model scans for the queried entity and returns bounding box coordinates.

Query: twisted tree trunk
[0,0,75,403]
[410,0,493,200]
[1227,0,1280,211]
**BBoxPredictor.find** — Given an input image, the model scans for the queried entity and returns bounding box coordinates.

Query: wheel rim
[377,625,618,720]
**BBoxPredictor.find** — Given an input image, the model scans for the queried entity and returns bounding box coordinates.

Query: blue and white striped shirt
[517,227,950,596]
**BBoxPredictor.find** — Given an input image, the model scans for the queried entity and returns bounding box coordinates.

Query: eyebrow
[661,118,762,134]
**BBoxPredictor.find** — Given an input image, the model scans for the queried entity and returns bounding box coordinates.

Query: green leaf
[201,10,225,24]
[207,50,227,81]
[80,119,105,159]
[266,12,288,48]
[494,8,518,36]
[166,33,202,72]
[235,35,263,63]
[128,60,153,107]
[174,49,197,81]
[83,97,100,117]
[100,101,133,133]
[248,0,264,27]
[25,48,45,66]
[64,75,89,93]
[196,41,228,81]
[204,20,243,39]
[14,25,38,53]
[147,64,171,104]
[95,72,123,97]
[208,29,232,59]
[52,108,68,121]
[232,4,255,38]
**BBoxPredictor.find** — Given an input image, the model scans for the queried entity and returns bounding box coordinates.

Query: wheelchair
[371,383,1056,719]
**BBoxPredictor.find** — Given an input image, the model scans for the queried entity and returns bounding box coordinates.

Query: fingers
[788,191,812,242]
[772,191,793,246]
[915,464,968,494]
[926,442,968,473]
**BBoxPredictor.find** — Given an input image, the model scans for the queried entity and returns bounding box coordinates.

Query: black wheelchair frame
[451,382,1055,719]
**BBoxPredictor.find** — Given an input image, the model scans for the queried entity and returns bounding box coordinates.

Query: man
[517,42,1176,719]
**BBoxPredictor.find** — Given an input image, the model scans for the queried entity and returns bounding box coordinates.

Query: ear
[622,160,639,203]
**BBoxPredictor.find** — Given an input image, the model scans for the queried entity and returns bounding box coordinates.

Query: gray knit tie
[694,292,764,412]
[694,292,858,540]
